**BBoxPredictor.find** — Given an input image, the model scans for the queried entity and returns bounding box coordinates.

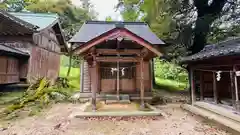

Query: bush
[154,59,188,83]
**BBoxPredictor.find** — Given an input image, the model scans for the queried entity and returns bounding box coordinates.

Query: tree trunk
[66,53,72,77]
[190,0,227,54]
[191,15,215,54]
[66,45,73,77]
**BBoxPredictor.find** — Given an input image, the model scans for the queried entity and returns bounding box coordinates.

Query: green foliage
[0,78,73,119]
[105,16,113,21]
[154,59,188,84]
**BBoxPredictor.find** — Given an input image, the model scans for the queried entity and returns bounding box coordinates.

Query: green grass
[155,77,188,91]
[59,66,80,89]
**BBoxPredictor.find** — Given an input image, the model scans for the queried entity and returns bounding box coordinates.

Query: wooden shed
[182,38,240,113]
[0,44,29,84]
[69,21,165,110]
[0,10,67,84]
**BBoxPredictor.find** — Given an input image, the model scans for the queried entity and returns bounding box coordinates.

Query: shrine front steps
[104,94,130,104]
[181,102,240,133]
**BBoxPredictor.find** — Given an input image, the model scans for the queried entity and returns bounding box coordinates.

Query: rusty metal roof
[69,21,165,45]
[181,37,240,63]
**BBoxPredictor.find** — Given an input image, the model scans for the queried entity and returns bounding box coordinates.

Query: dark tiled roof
[0,43,29,56]
[181,38,240,63]
[69,21,165,45]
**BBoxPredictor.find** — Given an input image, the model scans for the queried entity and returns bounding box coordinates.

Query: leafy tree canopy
[117,0,240,58]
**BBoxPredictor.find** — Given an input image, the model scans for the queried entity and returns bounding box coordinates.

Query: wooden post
[230,71,235,105]
[150,59,153,90]
[200,72,204,101]
[213,72,218,104]
[190,68,196,105]
[89,60,98,111]
[140,57,145,108]
[233,65,240,111]
[117,60,120,101]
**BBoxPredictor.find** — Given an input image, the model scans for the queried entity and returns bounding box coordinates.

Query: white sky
[71,0,121,21]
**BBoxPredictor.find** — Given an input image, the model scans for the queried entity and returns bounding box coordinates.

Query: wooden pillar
[190,68,196,105]
[200,72,204,101]
[233,65,240,111]
[89,60,98,111]
[150,59,153,90]
[140,58,145,108]
[230,71,235,105]
[213,72,218,104]
[117,60,120,101]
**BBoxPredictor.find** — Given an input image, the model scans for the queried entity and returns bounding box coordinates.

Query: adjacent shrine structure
[0,10,67,84]
[69,21,165,110]
[182,38,240,113]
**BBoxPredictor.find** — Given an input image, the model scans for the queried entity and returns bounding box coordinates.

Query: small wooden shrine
[69,21,165,110]
[182,38,240,112]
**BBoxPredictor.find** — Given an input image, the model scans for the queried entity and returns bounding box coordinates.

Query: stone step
[105,94,130,104]
[181,104,240,133]
[194,102,240,123]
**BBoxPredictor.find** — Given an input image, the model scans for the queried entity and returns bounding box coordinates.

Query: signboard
[236,71,240,76]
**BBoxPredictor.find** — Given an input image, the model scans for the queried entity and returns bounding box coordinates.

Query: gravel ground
[0,103,236,135]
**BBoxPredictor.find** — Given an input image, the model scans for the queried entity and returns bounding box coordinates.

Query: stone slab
[181,104,240,133]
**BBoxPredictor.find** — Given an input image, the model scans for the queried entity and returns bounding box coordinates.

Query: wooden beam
[213,72,218,104]
[200,72,204,101]
[96,57,140,62]
[96,49,141,55]
[190,68,196,105]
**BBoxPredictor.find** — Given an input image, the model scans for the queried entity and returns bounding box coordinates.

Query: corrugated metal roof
[0,43,29,56]
[9,12,58,30]
[69,21,165,45]
[181,38,240,63]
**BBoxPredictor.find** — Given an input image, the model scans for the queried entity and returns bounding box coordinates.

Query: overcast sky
[71,0,121,21]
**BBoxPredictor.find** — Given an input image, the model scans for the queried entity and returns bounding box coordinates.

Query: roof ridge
[86,20,147,25]
[9,12,58,18]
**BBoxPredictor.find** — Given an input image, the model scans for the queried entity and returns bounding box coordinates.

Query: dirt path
[0,103,236,135]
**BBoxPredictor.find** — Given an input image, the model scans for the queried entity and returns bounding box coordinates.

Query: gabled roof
[69,21,165,45]
[0,43,29,56]
[0,11,68,52]
[181,37,240,63]
[9,12,58,31]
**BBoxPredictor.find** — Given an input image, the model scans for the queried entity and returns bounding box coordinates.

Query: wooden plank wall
[82,60,151,93]
[0,56,19,84]
[82,61,91,92]
[28,47,60,83]
[28,27,61,83]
